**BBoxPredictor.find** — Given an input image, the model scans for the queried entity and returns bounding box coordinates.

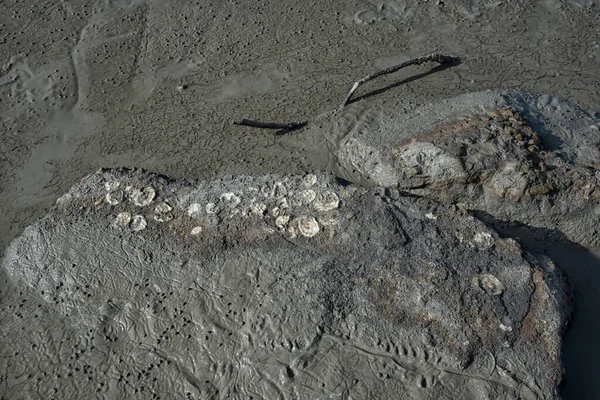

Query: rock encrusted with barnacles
[333,90,600,247]
[2,168,568,399]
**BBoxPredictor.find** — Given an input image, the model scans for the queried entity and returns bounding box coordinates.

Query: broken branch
[340,53,460,109]
[233,119,308,130]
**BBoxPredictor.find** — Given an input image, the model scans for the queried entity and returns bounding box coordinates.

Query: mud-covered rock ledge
[2,168,568,399]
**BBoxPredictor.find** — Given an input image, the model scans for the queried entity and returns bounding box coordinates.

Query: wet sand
[1,0,600,398]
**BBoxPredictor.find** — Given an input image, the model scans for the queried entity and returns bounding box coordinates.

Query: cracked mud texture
[333,90,600,247]
[1,168,569,399]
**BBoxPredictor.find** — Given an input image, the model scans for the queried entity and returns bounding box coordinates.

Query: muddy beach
[1,1,600,399]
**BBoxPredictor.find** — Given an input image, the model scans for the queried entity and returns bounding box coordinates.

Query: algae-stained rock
[1,168,568,399]
[333,90,600,247]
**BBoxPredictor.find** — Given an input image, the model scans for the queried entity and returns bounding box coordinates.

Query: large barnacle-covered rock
[1,168,569,399]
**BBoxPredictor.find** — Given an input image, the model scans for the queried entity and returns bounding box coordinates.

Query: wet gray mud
[1,169,569,399]
[1,0,600,398]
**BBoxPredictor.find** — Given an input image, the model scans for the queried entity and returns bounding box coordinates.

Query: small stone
[425,212,437,220]
[131,187,156,207]
[115,212,131,227]
[297,216,320,238]
[190,226,202,235]
[130,215,147,232]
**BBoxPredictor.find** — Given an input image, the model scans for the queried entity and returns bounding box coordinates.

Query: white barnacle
[275,215,290,229]
[105,190,123,206]
[187,203,202,218]
[274,182,288,197]
[205,202,219,214]
[104,180,121,192]
[474,274,505,295]
[250,202,267,216]
[472,232,494,249]
[318,212,340,226]
[155,202,172,214]
[130,215,147,232]
[277,197,289,210]
[301,190,316,204]
[220,192,241,208]
[314,191,340,212]
[190,226,203,235]
[115,212,131,227]
[303,174,317,187]
[297,216,320,238]
[153,202,173,222]
[131,187,156,207]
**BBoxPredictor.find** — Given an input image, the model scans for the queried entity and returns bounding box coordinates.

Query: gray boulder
[332,90,600,247]
[1,168,568,399]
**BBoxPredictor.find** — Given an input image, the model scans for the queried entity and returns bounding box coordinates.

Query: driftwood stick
[339,53,460,109]
[233,118,308,130]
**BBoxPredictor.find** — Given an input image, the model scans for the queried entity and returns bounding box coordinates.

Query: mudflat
[1,1,600,399]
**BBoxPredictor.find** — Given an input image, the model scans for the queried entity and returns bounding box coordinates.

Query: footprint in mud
[353,1,412,24]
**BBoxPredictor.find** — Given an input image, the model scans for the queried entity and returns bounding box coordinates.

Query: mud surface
[2,0,600,398]
[1,169,569,399]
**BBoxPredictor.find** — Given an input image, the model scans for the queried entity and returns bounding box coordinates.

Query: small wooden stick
[233,118,308,130]
[340,53,460,109]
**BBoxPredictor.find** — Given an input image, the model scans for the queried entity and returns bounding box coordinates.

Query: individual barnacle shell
[314,191,339,212]
[220,192,241,208]
[188,203,202,218]
[301,190,316,204]
[472,232,494,250]
[104,181,121,192]
[205,203,219,214]
[130,215,147,232]
[275,215,290,229]
[154,202,173,222]
[115,212,131,227]
[250,202,267,216]
[105,190,123,206]
[474,274,505,295]
[190,226,202,235]
[303,174,317,187]
[274,182,288,197]
[297,216,320,238]
[318,211,340,226]
[131,187,155,207]
[277,197,289,209]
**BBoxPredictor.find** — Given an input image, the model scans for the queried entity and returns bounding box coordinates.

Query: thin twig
[339,53,460,109]
[233,118,308,130]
